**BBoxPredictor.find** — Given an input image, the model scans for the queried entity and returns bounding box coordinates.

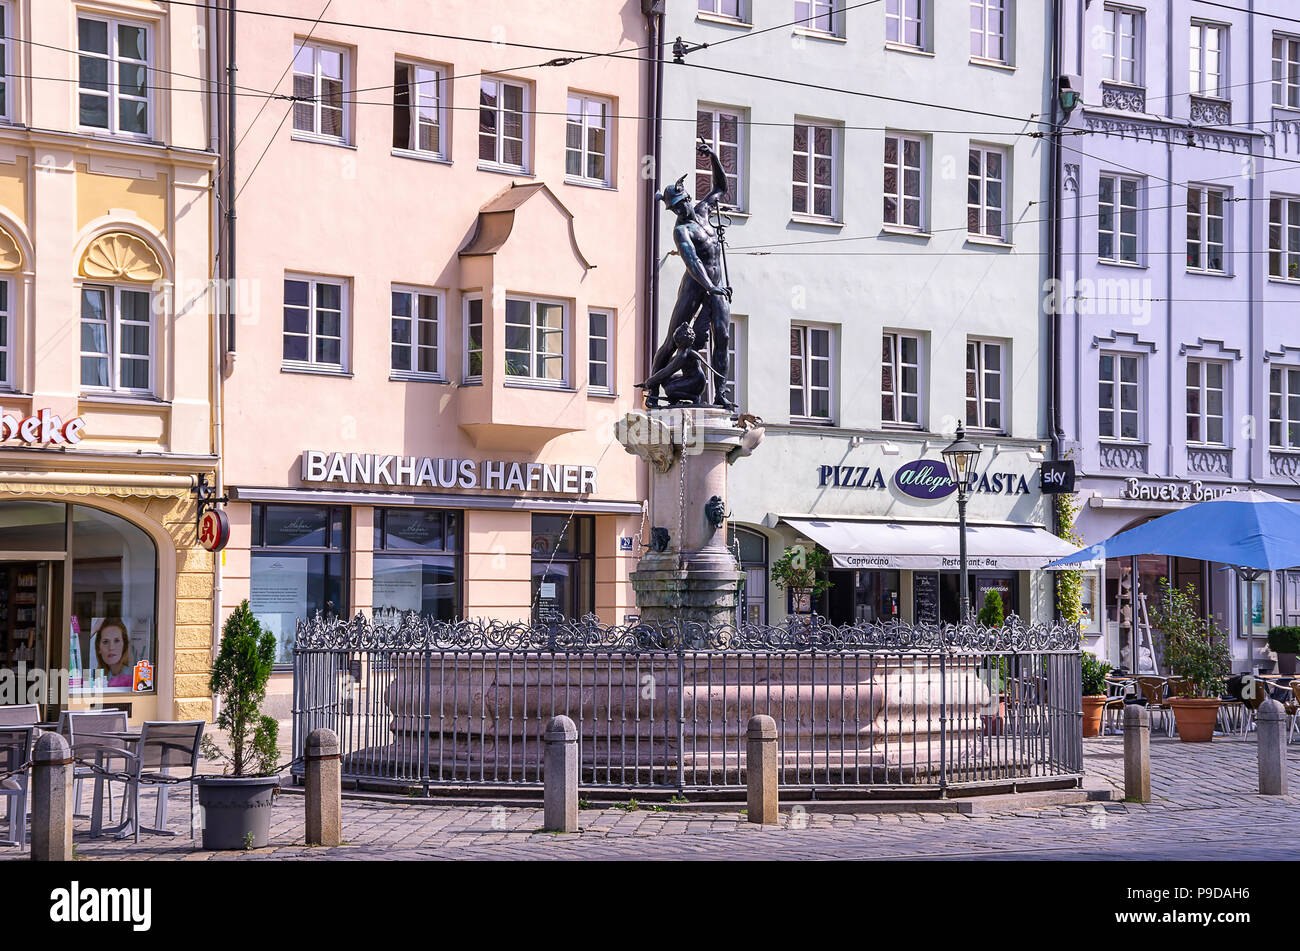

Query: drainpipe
[642,1,665,378]
[225,0,237,358]
[1047,0,1064,465]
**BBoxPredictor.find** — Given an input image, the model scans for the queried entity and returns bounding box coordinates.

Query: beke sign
[1,408,86,446]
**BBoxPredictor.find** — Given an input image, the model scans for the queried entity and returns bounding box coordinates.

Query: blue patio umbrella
[1045,491,1300,574]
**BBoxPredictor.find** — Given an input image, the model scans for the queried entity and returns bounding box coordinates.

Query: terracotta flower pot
[1169,698,1221,743]
[1081,695,1107,738]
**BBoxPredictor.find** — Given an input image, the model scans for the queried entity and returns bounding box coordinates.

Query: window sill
[291,133,355,150]
[459,378,483,387]
[391,148,451,166]
[964,235,1013,249]
[1097,259,1147,270]
[790,416,835,427]
[1099,439,1149,447]
[880,225,931,239]
[76,128,159,146]
[389,373,449,384]
[1186,442,1230,450]
[790,214,844,229]
[78,393,168,406]
[588,390,618,399]
[564,177,616,191]
[478,162,534,178]
[1267,276,1300,287]
[696,12,752,28]
[1185,267,1232,278]
[884,42,934,58]
[793,27,846,44]
[969,57,1015,72]
[504,381,574,392]
[881,422,924,431]
[281,364,353,378]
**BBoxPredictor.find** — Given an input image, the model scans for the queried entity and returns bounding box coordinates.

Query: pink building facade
[217,2,649,698]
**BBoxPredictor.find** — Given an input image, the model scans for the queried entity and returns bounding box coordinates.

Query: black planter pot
[195,776,279,850]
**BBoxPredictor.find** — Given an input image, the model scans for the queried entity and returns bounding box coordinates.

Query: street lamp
[942,422,983,624]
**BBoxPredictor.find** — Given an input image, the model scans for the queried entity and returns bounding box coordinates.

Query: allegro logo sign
[1,408,86,446]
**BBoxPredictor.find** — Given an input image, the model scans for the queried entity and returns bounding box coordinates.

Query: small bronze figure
[704,495,728,529]
[635,323,709,407]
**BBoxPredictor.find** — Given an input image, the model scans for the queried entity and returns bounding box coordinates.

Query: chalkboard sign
[913,572,939,624]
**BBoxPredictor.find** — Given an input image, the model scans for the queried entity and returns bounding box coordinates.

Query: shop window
[531,514,593,620]
[70,506,157,695]
[728,525,767,624]
[372,508,461,623]
[250,504,347,665]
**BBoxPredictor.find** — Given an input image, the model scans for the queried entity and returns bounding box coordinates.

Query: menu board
[913,572,939,624]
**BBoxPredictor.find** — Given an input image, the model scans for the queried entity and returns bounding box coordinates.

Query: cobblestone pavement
[6,734,1300,860]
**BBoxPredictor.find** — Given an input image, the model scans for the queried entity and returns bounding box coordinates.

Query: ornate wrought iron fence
[290,613,1082,797]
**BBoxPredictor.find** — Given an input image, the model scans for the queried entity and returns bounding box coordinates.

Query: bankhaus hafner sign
[301,450,597,495]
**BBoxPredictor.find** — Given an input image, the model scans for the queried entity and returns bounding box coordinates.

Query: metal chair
[62,710,129,830]
[0,726,34,849]
[0,705,39,726]
[1136,678,1173,736]
[114,721,205,843]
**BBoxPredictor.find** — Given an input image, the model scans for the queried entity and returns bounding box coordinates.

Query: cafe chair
[0,726,34,849]
[1136,678,1173,736]
[0,705,39,727]
[114,721,205,843]
[61,710,129,832]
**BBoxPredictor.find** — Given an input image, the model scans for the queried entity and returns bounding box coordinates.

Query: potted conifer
[1267,626,1300,676]
[196,600,282,849]
[977,591,1008,735]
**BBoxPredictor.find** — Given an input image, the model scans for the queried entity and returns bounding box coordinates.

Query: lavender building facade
[1057,0,1300,671]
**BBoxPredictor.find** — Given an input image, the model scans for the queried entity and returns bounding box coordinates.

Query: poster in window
[373,558,424,618]
[82,616,152,694]
[1249,580,1270,638]
[1079,573,1099,633]
[251,556,310,662]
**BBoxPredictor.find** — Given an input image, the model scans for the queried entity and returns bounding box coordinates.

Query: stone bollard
[543,716,578,833]
[305,728,342,846]
[1257,699,1289,796]
[31,732,73,861]
[746,714,778,824]
[1123,704,1151,803]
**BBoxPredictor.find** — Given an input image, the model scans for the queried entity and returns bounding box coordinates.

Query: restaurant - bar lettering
[302,451,597,494]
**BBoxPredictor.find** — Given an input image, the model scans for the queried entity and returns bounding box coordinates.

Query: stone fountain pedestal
[614,406,764,628]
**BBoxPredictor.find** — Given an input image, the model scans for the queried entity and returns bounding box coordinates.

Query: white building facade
[656,1,1064,624]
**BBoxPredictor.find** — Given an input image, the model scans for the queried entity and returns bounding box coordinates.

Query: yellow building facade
[0,1,218,722]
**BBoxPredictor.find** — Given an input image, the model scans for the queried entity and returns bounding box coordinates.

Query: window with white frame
[1190,21,1226,99]
[881,332,921,426]
[283,277,346,371]
[1186,186,1227,273]
[505,297,567,385]
[465,297,483,382]
[795,1,836,34]
[80,285,152,394]
[78,15,151,136]
[885,0,925,48]
[1273,34,1300,109]
[390,287,443,379]
[1099,174,1141,264]
[1269,366,1300,449]
[588,309,613,394]
[965,339,1004,431]
[790,324,832,422]
[1269,195,1300,280]
[792,121,837,219]
[696,106,744,210]
[0,279,10,387]
[883,133,924,229]
[1102,6,1142,85]
[291,41,346,141]
[393,61,445,157]
[479,77,529,171]
[1185,359,1226,445]
[967,146,1007,240]
[970,0,1008,63]
[726,318,744,411]
[698,0,745,20]
[1098,352,1142,440]
[0,3,12,121]
[566,93,612,186]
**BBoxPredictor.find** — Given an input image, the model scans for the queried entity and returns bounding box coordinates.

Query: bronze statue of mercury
[637,142,735,410]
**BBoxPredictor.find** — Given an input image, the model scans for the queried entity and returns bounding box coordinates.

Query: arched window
[728,525,767,625]
[78,231,164,396]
